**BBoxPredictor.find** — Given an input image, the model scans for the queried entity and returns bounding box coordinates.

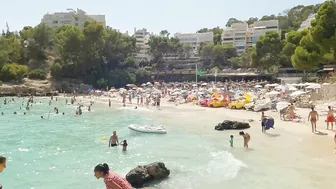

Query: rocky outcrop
[215,120,250,131]
[126,162,170,188]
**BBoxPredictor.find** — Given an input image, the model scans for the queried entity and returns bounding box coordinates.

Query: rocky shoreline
[0,78,94,97]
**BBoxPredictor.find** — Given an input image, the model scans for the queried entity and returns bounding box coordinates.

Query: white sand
[71,95,336,188]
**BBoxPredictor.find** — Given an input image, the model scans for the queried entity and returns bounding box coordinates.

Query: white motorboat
[128,124,167,134]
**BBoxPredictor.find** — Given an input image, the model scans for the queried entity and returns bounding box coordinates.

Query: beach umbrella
[192,84,197,87]
[290,90,306,97]
[269,83,279,87]
[254,84,262,88]
[172,91,181,95]
[322,83,330,86]
[306,84,320,89]
[201,83,208,86]
[266,91,280,95]
[287,85,298,91]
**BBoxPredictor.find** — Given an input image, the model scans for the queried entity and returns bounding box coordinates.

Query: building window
[52,20,58,24]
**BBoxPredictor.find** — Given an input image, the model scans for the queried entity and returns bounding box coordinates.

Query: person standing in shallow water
[94,163,132,189]
[109,131,119,147]
[239,131,250,148]
[0,156,7,189]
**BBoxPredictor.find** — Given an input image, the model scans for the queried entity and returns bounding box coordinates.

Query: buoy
[102,137,107,141]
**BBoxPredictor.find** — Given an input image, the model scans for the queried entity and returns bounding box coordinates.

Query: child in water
[120,140,128,151]
[229,135,234,147]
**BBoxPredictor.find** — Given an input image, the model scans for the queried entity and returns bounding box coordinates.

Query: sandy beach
[73,94,336,188]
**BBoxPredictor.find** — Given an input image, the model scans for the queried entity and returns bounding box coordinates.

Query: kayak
[128,124,167,134]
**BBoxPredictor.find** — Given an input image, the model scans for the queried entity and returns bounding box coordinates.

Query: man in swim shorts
[326,106,335,130]
[109,131,119,147]
[308,107,319,133]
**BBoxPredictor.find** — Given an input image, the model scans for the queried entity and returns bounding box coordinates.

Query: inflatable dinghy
[128,124,167,134]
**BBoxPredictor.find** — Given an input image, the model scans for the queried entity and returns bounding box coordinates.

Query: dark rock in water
[215,120,250,130]
[126,162,170,188]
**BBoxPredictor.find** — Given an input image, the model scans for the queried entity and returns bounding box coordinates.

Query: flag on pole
[196,68,204,76]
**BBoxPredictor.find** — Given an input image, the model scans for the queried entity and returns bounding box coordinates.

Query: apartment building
[251,20,279,44]
[222,22,249,53]
[298,13,316,31]
[174,32,213,55]
[134,28,151,62]
[41,8,106,28]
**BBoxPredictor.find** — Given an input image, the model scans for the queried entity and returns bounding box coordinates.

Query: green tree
[246,17,258,25]
[251,31,284,71]
[0,63,28,81]
[310,0,336,60]
[225,18,243,27]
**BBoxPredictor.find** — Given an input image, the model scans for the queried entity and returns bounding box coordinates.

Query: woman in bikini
[94,163,132,189]
[0,156,6,189]
[239,131,250,148]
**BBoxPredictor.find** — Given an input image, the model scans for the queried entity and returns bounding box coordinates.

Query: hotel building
[41,8,106,28]
[134,28,151,62]
[174,32,213,55]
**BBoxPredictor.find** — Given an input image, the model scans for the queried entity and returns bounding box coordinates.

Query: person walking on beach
[122,92,126,107]
[261,111,266,132]
[308,107,319,133]
[94,163,132,189]
[0,156,6,189]
[288,103,295,120]
[326,106,334,130]
[109,131,119,147]
[239,131,250,148]
[109,99,111,107]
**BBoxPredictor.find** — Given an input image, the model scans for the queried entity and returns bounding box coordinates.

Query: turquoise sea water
[0,97,244,189]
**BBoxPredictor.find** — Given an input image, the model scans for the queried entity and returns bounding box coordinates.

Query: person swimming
[41,116,44,119]
[120,140,128,151]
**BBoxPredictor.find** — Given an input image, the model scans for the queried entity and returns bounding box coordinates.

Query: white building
[222,23,249,53]
[134,28,151,62]
[251,20,279,44]
[299,13,316,31]
[41,8,106,28]
[174,32,213,55]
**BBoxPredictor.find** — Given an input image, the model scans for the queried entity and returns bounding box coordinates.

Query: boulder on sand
[126,162,170,188]
[214,120,250,131]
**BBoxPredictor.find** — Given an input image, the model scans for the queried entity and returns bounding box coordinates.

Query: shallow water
[0,97,245,189]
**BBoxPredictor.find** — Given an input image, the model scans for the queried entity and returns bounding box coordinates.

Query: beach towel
[263,118,275,130]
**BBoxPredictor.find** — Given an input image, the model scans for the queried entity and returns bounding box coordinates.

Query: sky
[0,0,325,35]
